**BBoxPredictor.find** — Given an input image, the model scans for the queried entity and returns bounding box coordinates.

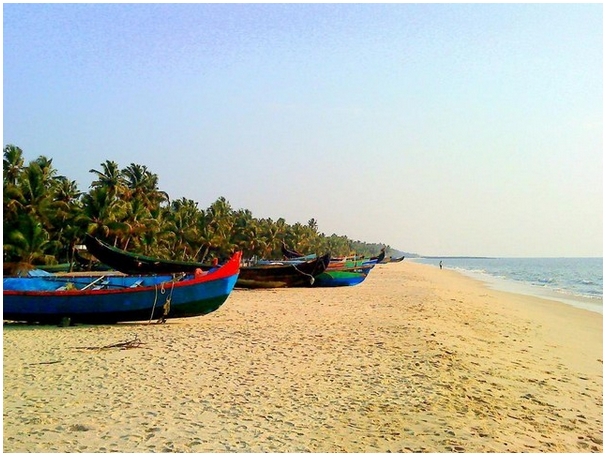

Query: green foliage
[3,144,394,266]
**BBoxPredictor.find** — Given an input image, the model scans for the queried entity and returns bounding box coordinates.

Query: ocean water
[413,257,603,314]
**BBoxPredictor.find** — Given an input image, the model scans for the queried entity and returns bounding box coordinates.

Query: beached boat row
[3,237,397,325]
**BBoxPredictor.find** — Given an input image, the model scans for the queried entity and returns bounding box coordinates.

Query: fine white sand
[3,261,602,452]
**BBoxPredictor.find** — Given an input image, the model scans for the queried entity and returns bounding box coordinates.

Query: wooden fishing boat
[37,263,76,273]
[3,252,241,325]
[389,255,405,263]
[256,255,318,266]
[326,249,386,270]
[4,261,75,276]
[314,250,384,287]
[312,267,371,287]
[282,243,386,267]
[371,248,387,262]
[281,242,305,259]
[84,235,329,289]
[84,234,217,274]
[236,253,331,288]
[73,248,114,271]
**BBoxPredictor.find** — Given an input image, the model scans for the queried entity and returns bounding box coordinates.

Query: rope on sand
[73,335,145,351]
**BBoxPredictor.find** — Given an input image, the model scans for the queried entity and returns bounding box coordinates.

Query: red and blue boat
[3,251,241,325]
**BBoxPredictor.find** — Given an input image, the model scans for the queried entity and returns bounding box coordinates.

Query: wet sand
[3,261,603,452]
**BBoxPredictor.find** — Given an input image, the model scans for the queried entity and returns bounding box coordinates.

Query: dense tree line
[3,144,390,269]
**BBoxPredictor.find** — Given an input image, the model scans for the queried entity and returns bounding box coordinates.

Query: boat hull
[84,234,216,273]
[236,254,330,288]
[3,253,241,324]
[313,270,368,287]
[85,235,329,289]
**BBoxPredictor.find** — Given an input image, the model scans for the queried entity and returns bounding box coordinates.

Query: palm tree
[81,187,128,243]
[115,198,158,250]
[163,197,202,260]
[4,145,391,269]
[89,160,124,196]
[232,209,262,258]
[3,144,24,186]
[48,177,83,263]
[4,213,58,266]
[122,163,169,210]
[206,197,236,255]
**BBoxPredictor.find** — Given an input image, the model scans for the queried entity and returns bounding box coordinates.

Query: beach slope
[3,261,602,452]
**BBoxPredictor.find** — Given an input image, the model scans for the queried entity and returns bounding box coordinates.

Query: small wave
[536,277,555,284]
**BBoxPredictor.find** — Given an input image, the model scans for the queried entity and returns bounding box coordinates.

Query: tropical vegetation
[3,144,393,269]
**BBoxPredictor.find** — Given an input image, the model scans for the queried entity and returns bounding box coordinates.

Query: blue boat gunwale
[3,252,243,324]
[4,252,242,297]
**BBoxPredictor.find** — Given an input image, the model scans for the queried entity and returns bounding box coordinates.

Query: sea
[412,257,603,314]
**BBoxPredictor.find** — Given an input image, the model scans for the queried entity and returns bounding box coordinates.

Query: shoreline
[411,257,603,315]
[450,266,603,315]
[3,261,603,452]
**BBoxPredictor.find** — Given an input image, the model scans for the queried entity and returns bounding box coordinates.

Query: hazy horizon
[3,3,602,257]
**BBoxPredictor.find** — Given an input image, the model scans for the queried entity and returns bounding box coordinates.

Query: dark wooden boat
[84,235,330,289]
[281,242,306,259]
[84,234,216,274]
[283,243,386,266]
[3,252,241,325]
[236,253,331,288]
[389,255,405,263]
[370,248,387,263]
[326,249,386,270]
[74,248,114,271]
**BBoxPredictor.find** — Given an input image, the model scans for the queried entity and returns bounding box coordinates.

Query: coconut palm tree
[4,213,58,267]
[81,186,128,243]
[89,160,124,196]
[165,197,203,261]
[122,163,169,210]
[232,209,262,259]
[4,145,391,269]
[3,144,24,186]
[47,176,84,263]
[206,197,237,255]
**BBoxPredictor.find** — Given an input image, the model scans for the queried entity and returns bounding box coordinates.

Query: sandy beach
[3,261,603,453]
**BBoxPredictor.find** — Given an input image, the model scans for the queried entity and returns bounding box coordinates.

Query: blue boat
[3,252,242,325]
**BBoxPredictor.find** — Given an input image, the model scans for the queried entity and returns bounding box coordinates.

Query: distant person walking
[439,261,443,270]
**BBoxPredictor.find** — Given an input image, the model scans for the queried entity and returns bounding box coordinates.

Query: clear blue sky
[3,3,603,257]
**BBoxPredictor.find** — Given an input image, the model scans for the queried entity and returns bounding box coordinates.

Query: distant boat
[279,244,385,286]
[4,261,76,276]
[3,251,242,325]
[36,263,75,273]
[326,249,386,270]
[282,243,386,265]
[389,255,405,263]
[281,241,306,259]
[314,250,385,287]
[312,267,372,287]
[84,235,329,289]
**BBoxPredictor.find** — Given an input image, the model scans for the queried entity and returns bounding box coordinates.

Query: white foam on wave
[455,268,603,315]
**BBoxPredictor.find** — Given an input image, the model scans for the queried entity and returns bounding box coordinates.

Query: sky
[3,3,603,257]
